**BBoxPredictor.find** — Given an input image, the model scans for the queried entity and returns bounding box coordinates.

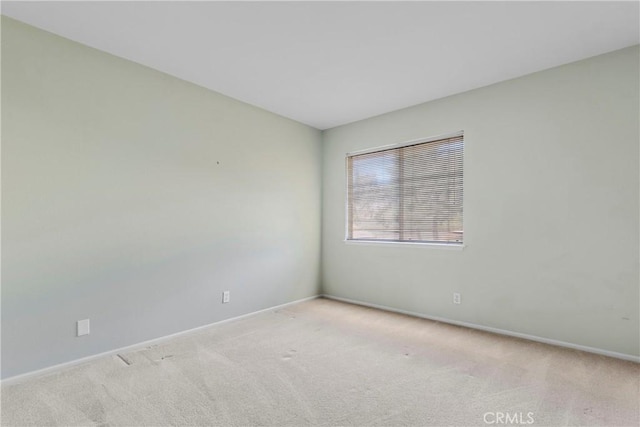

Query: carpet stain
[282,349,297,361]
[116,354,131,366]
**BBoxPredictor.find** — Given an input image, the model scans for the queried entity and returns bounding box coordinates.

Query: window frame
[344,131,465,249]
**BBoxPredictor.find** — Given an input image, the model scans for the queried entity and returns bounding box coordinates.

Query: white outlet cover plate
[77,319,90,336]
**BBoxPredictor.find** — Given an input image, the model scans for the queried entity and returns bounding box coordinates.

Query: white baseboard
[1,295,320,386]
[322,294,640,363]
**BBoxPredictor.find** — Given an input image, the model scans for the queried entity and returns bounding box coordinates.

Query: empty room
[1,1,639,426]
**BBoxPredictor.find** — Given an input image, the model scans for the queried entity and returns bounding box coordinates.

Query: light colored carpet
[1,298,638,426]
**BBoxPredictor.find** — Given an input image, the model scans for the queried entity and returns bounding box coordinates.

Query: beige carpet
[1,298,638,426]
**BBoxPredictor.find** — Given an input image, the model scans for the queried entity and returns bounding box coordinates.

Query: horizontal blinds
[347,135,463,244]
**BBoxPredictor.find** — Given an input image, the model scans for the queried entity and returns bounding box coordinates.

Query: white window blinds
[346,133,463,244]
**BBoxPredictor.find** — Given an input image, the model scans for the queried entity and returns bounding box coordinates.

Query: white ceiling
[2,1,639,130]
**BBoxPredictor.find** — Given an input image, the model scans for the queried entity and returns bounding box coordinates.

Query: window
[346,133,463,245]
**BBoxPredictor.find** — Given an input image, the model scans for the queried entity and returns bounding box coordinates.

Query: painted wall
[322,46,639,357]
[1,17,322,378]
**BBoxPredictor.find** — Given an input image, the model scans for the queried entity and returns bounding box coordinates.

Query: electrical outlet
[453,293,461,305]
[222,291,230,304]
[77,319,90,336]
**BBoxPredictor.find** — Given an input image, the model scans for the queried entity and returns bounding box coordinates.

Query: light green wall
[1,17,322,378]
[322,46,640,357]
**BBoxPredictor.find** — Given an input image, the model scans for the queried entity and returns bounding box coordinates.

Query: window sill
[344,240,465,250]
